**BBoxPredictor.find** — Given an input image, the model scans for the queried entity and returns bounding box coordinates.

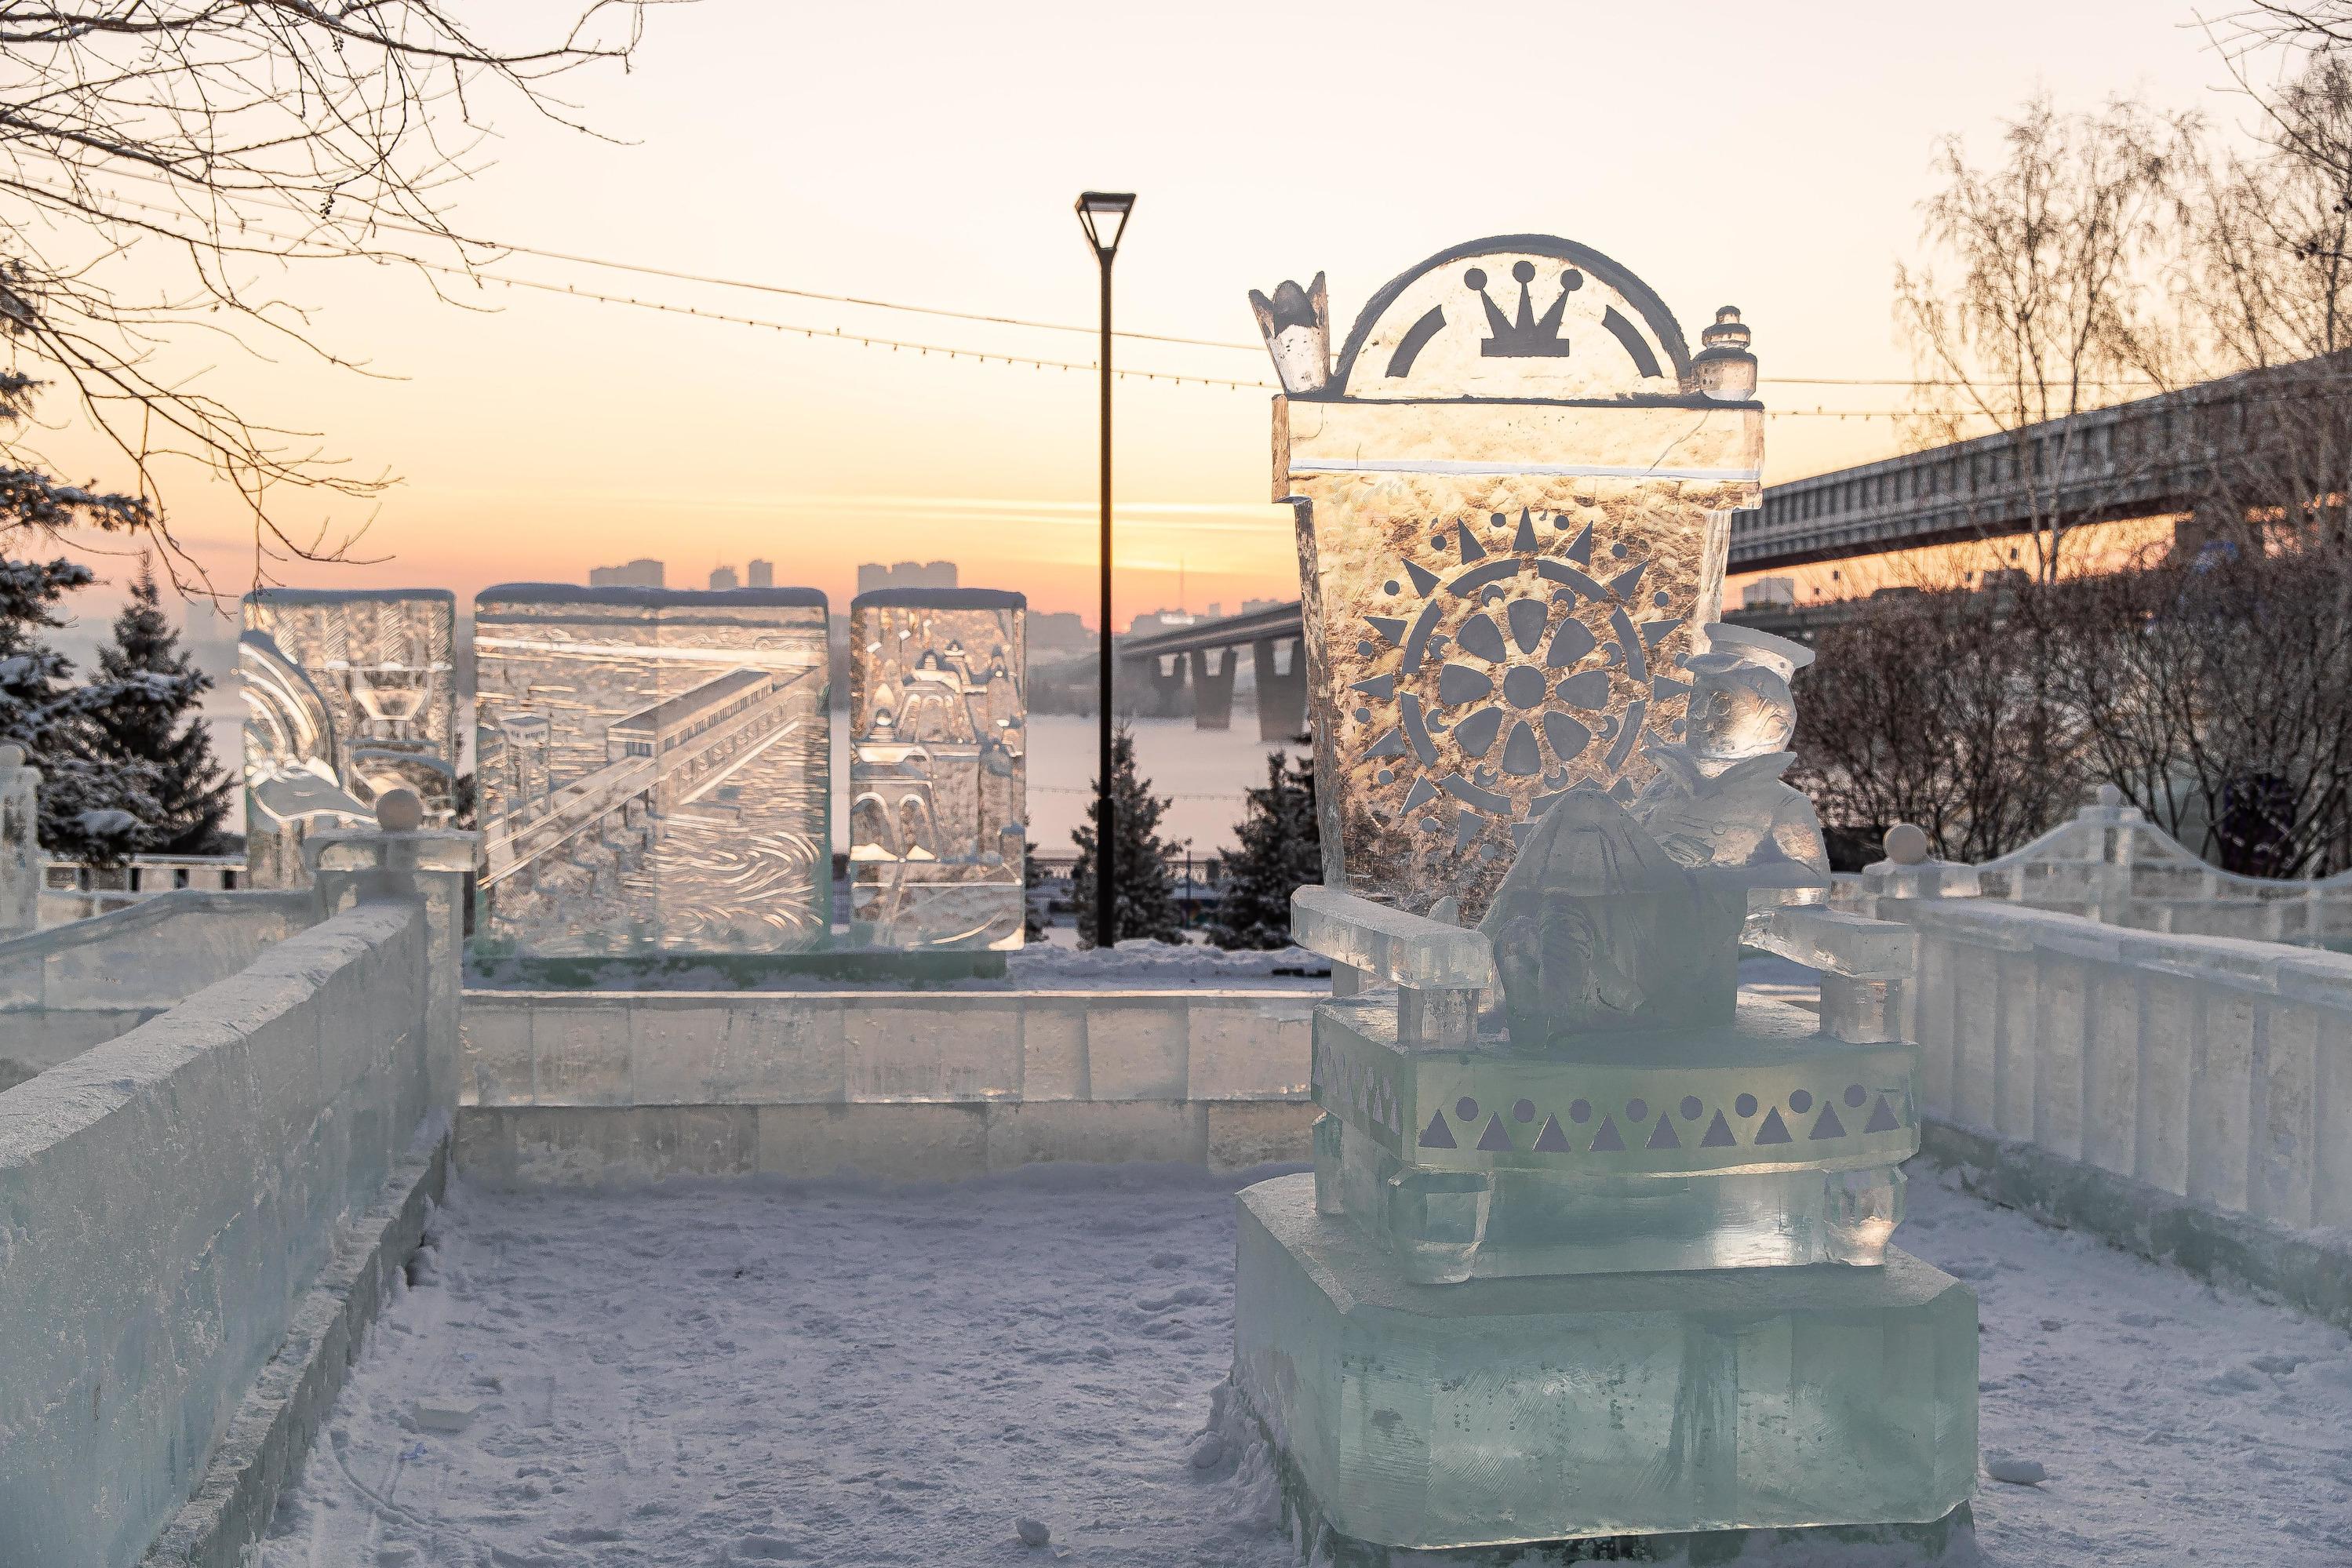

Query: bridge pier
[1190,649,1238,730]
[1252,636,1306,742]
[1141,654,1189,719]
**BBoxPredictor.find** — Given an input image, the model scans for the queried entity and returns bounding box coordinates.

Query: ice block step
[1232,1174,1978,1550]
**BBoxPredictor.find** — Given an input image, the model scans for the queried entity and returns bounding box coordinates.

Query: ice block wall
[847,588,1025,950]
[0,899,433,1568]
[239,588,460,886]
[1259,242,1762,920]
[472,585,832,955]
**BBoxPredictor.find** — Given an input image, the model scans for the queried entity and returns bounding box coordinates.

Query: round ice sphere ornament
[375,788,425,833]
[1884,823,1931,865]
[1684,653,1794,761]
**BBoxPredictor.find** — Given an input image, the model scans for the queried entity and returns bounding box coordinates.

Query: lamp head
[1074,191,1137,260]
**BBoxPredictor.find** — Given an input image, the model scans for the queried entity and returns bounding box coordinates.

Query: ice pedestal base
[1232,1175,1978,1552]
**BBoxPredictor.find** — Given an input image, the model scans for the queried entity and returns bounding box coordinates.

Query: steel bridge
[479,666,815,886]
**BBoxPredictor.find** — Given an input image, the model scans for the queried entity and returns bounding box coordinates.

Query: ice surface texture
[471,586,832,955]
[846,590,1025,950]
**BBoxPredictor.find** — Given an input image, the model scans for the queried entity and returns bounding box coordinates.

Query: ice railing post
[1855,822,1980,908]
[305,788,477,1118]
[1291,884,1495,1047]
[0,743,38,937]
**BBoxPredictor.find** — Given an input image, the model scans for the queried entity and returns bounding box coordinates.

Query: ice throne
[1229,235,1979,1557]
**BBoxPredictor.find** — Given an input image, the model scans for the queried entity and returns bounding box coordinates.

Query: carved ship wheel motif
[1353,507,1692,849]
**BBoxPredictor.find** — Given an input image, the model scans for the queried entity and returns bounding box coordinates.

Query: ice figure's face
[1684,656,1793,761]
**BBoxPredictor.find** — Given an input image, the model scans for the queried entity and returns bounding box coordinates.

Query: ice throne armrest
[1752,905,1914,1046]
[1291,886,1495,1046]
[1753,904,1910,979]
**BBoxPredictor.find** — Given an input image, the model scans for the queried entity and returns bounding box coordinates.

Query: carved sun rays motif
[1353,508,1691,856]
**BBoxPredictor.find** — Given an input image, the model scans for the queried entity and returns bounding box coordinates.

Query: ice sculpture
[847,588,1025,950]
[240,589,459,887]
[1232,236,1978,1555]
[1262,237,1761,923]
[0,744,37,934]
[472,584,831,955]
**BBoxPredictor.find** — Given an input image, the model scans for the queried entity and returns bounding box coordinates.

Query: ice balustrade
[1844,824,2352,1248]
[1233,234,1977,1554]
[0,799,471,1568]
[0,886,318,1089]
[1966,785,2352,946]
[847,588,1026,950]
[1832,788,2352,948]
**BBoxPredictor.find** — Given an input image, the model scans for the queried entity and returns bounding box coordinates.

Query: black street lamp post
[1075,191,1134,951]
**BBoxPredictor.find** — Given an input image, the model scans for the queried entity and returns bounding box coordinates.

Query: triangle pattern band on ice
[1588,1116,1626,1152]
[1754,1108,1793,1144]
[1419,1111,1457,1150]
[1864,1095,1902,1133]
[1476,1115,1514,1151]
[1533,1114,1573,1152]
[1644,1114,1681,1150]
[1809,1104,1848,1140]
[1698,1111,1736,1147]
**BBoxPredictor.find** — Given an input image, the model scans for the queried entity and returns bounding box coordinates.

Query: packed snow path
[260,1165,2352,1567]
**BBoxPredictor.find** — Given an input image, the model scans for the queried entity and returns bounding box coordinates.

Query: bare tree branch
[0,0,665,592]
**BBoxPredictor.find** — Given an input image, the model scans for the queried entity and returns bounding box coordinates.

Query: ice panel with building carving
[847,588,1025,950]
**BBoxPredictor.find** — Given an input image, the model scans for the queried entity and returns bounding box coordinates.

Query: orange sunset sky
[19,1,2266,645]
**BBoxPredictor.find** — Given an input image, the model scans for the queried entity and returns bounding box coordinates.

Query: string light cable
[11,173,2233,411]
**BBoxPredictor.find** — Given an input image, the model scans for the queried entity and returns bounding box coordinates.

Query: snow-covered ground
[258,1158,2352,1567]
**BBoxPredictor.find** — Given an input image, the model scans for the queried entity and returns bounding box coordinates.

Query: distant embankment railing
[38,853,246,927]
[458,988,1318,1183]
[1848,861,2352,1329]
[0,888,316,1089]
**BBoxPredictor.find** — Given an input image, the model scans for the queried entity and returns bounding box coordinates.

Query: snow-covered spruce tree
[1068,722,1185,947]
[1205,751,1321,950]
[0,558,158,863]
[1021,830,1049,942]
[88,565,231,854]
